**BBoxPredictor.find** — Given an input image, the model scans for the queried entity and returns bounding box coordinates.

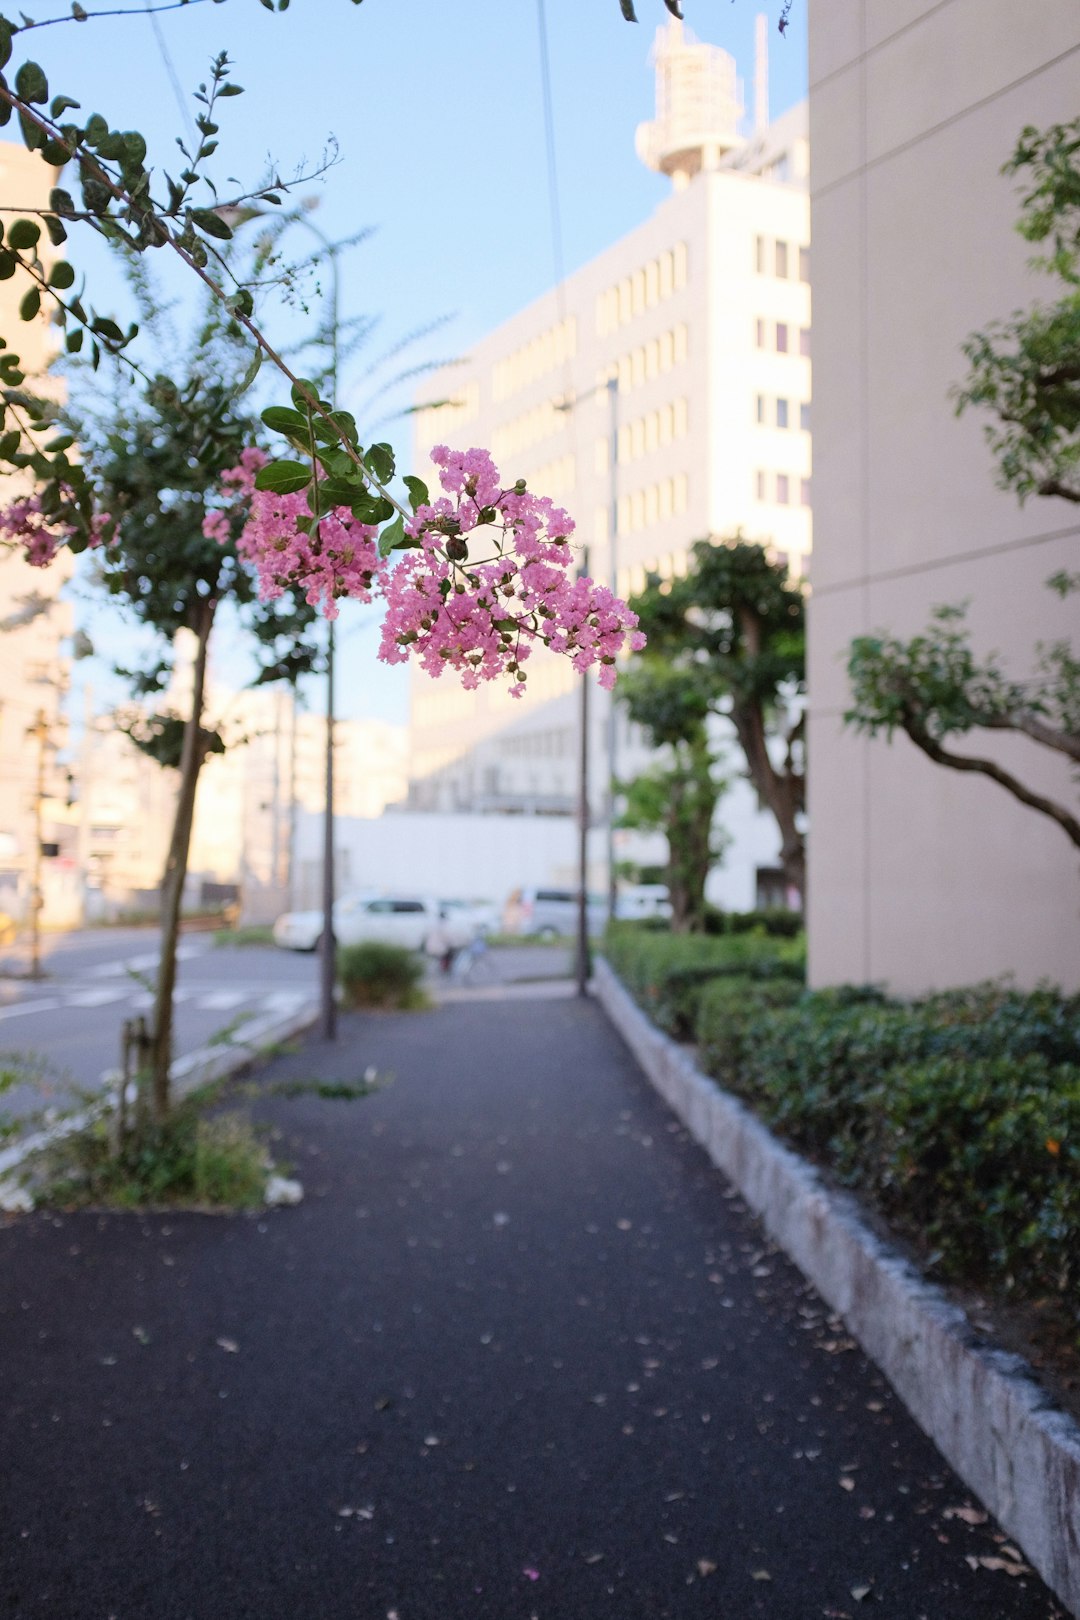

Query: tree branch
[904,720,1080,850]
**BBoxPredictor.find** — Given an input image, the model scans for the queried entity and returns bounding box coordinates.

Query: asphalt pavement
[0,991,1068,1619]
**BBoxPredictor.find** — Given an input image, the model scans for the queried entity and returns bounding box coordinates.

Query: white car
[273,893,472,954]
[614,884,673,922]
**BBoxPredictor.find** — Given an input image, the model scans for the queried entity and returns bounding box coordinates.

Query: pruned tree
[847,119,1080,853]
[628,537,806,902]
[617,662,728,932]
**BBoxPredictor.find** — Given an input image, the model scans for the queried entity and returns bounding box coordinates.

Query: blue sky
[36,0,807,728]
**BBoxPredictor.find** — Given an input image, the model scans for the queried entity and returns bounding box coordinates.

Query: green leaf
[83,113,108,146]
[493,618,519,633]
[290,377,321,412]
[7,218,40,250]
[48,260,74,290]
[319,476,366,508]
[44,215,67,247]
[254,460,311,496]
[14,61,48,104]
[236,346,262,396]
[330,409,359,446]
[365,441,395,483]
[0,19,12,70]
[218,83,244,97]
[0,429,21,460]
[19,287,40,321]
[90,316,124,343]
[377,515,405,557]
[41,139,71,167]
[65,327,83,354]
[189,208,232,241]
[49,188,76,217]
[44,433,74,453]
[261,405,308,436]
[50,94,80,117]
[403,474,429,511]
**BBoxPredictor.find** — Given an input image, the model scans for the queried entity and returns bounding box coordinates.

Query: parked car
[273,893,473,954]
[502,886,607,940]
[614,883,673,922]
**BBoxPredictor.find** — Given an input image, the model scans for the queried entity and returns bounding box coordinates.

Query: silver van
[502,887,607,939]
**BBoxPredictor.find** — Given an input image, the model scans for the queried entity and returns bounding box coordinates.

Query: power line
[144,0,197,147]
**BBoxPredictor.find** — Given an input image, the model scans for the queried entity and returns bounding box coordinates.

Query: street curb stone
[593,956,1080,1618]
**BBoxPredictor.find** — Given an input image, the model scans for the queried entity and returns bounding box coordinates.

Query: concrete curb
[593,956,1080,1619]
[0,1001,318,1190]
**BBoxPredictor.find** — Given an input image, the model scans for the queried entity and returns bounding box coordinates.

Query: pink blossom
[213,443,644,686]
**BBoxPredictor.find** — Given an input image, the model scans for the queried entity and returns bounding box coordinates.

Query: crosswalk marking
[65,988,129,1008]
[196,990,248,1011]
[0,997,61,1023]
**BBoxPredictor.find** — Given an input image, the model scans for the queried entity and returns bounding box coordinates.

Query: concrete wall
[807,0,1080,992]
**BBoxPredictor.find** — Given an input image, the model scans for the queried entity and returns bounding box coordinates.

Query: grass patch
[212,925,276,948]
[29,1097,269,1211]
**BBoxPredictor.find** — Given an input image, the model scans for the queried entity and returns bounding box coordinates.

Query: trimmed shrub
[610,945,1080,1335]
[337,942,426,1010]
[604,923,805,1039]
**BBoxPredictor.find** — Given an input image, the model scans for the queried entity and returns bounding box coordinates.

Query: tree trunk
[666,741,722,933]
[149,598,216,1123]
[731,697,806,907]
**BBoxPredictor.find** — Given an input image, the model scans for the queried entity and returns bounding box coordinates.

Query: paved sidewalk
[0,994,1068,1619]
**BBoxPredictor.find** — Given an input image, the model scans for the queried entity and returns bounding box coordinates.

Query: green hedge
[604,923,805,1040]
[606,927,1080,1335]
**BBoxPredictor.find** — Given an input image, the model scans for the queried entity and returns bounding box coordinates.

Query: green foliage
[617,743,727,934]
[603,922,805,1039]
[37,1103,268,1209]
[704,979,1080,1326]
[628,537,807,898]
[337,941,427,1010]
[955,119,1080,504]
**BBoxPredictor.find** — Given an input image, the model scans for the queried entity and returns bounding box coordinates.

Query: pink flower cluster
[377,447,644,696]
[210,443,644,694]
[204,448,383,618]
[0,492,110,567]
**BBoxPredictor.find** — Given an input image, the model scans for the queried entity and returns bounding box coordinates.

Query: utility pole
[26,709,48,980]
[604,373,620,927]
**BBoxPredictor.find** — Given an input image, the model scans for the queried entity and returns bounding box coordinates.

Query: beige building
[807,1,1080,991]
[408,20,810,910]
[0,143,75,932]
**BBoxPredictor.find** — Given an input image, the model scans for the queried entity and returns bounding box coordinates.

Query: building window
[755,393,766,424]
[800,477,812,507]
[673,241,688,289]
[800,401,811,432]
[674,323,688,364]
[754,234,765,274]
[776,398,789,430]
[799,245,810,283]
[776,473,790,505]
[755,469,766,501]
[755,317,766,349]
[776,322,789,354]
[775,240,789,279]
[800,326,811,357]
[674,472,688,514]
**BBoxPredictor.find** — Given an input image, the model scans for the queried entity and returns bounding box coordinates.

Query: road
[0,929,317,1124]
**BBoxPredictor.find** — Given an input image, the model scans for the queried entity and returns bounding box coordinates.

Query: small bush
[337,942,426,1009]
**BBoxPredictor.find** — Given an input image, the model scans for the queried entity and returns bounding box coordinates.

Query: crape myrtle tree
[628,537,807,903]
[616,661,729,932]
[0,0,672,1115]
[845,119,1080,853]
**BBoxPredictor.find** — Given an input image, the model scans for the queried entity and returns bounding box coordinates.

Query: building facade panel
[807,1,1080,991]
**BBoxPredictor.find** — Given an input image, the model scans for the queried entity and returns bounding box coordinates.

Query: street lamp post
[558,374,621,994]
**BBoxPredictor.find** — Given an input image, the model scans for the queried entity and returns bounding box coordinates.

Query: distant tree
[628,537,806,902]
[846,119,1080,852]
[617,662,728,932]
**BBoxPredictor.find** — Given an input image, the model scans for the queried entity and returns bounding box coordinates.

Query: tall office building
[408,21,810,907]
